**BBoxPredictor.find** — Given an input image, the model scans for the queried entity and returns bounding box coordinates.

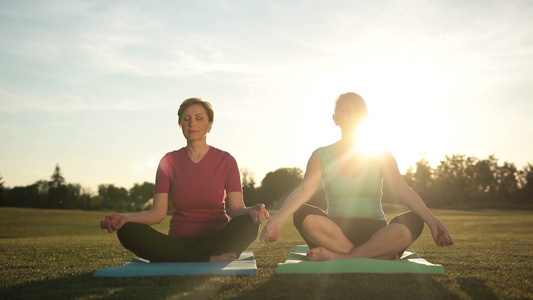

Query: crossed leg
[299,214,354,255]
[300,214,415,261]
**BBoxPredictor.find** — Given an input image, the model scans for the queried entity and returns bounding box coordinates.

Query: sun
[355,100,448,172]
[355,117,388,156]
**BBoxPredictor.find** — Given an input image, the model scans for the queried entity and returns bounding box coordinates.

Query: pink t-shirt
[154,146,242,237]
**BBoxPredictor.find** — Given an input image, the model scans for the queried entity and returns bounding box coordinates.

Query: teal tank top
[314,144,386,221]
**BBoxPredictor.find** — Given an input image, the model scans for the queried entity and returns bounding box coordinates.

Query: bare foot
[307,247,345,261]
[375,253,400,260]
[307,247,401,261]
[209,252,237,262]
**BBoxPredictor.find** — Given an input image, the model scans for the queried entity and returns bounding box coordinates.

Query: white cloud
[0,87,150,113]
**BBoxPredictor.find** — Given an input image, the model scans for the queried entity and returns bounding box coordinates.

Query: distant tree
[517,163,533,203]
[63,183,82,209]
[48,164,68,209]
[432,155,472,207]
[129,182,155,211]
[6,183,43,208]
[34,180,49,208]
[391,159,434,205]
[412,159,434,200]
[89,193,104,211]
[0,174,4,206]
[465,156,498,203]
[494,162,519,203]
[258,167,303,209]
[403,165,415,185]
[98,184,129,211]
[50,164,65,188]
[412,154,530,208]
[396,159,434,205]
[241,169,258,207]
[73,186,94,210]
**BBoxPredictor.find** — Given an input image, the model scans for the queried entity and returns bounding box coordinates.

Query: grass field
[0,206,531,299]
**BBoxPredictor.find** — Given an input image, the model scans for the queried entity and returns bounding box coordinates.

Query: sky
[1,0,532,193]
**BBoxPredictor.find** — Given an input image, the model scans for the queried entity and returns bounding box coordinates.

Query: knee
[234,214,260,230]
[391,223,415,243]
[412,218,424,241]
[117,222,140,243]
[293,204,323,228]
[407,215,424,242]
[248,221,260,239]
[230,215,260,238]
[301,214,321,234]
[391,211,424,242]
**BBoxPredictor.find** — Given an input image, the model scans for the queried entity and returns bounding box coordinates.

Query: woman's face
[333,99,367,130]
[180,104,213,141]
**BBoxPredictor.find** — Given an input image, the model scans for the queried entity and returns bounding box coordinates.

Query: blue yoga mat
[277,245,445,274]
[93,251,257,277]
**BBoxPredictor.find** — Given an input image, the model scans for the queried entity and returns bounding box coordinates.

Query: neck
[186,140,209,157]
[338,129,365,155]
[339,128,357,145]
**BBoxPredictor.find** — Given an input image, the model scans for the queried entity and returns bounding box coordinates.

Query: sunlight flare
[355,118,387,156]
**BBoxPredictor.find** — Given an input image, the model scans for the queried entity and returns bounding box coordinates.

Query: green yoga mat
[277,245,445,274]
[93,251,257,277]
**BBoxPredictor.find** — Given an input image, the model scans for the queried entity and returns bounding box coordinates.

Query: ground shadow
[457,276,499,300]
[1,272,217,300]
[232,273,461,300]
[3,266,499,299]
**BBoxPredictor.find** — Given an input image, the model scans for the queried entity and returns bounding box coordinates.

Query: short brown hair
[177,98,215,123]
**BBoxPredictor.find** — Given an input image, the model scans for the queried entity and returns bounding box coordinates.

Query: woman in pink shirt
[101,98,269,262]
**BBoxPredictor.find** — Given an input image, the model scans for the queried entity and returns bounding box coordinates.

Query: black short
[293,204,424,254]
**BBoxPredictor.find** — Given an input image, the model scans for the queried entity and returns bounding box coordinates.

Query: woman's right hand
[259,218,282,242]
[100,213,127,233]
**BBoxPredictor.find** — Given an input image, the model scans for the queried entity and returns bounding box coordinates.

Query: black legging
[293,204,424,256]
[117,214,260,262]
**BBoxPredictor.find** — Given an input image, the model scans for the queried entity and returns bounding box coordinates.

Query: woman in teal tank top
[260,92,454,261]
[313,144,386,220]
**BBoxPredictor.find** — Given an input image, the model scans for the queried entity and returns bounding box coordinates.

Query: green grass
[1,206,531,299]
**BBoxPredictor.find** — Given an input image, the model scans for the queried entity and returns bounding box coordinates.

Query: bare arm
[100,193,169,233]
[225,191,270,223]
[259,154,323,242]
[381,152,454,246]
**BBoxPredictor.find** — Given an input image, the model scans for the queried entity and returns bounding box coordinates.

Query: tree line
[401,154,533,208]
[1,154,532,211]
[0,164,155,211]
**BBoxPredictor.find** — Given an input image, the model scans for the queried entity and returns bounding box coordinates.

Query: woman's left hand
[248,203,270,223]
[100,213,127,233]
[429,220,455,247]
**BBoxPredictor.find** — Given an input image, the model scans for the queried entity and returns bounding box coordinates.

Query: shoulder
[368,149,394,164]
[313,143,336,157]
[209,146,238,164]
[159,148,186,166]
[161,148,186,160]
[369,149,393,161]
[209,146,233,158]
[374,150,400,175]
[379,150,396,165]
